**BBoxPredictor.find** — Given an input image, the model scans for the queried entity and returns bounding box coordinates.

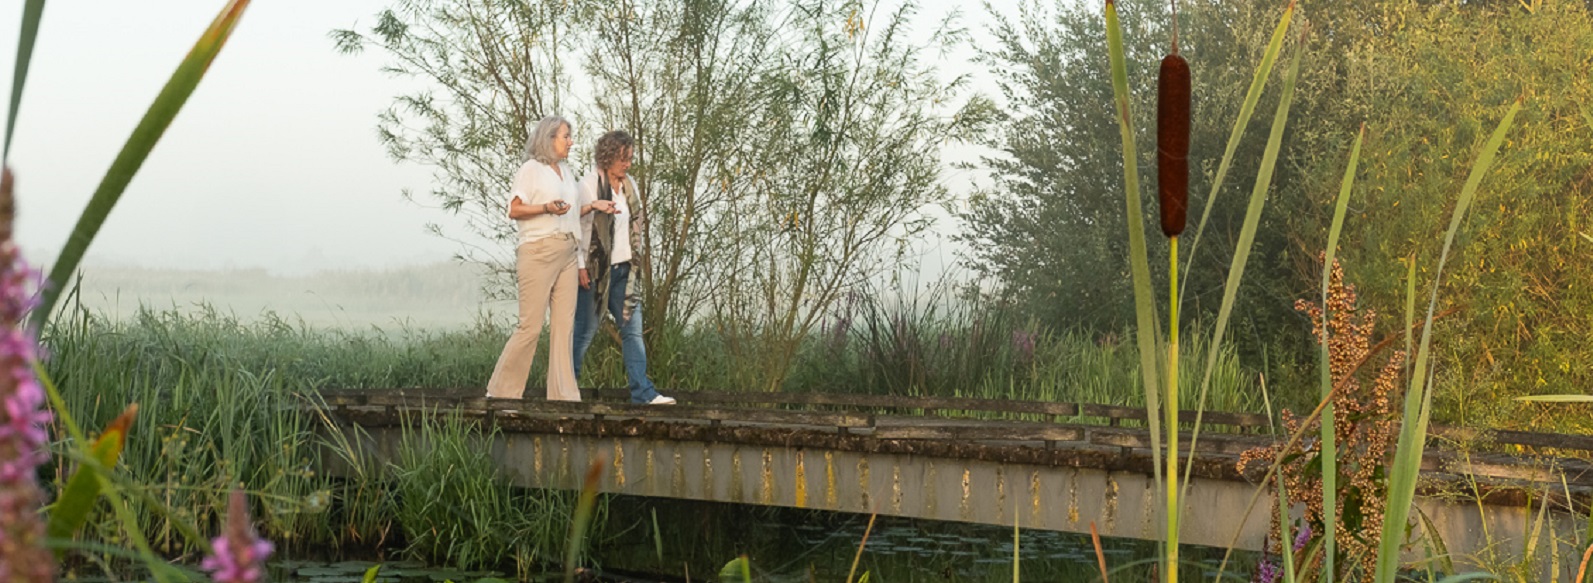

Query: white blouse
[507,159,582,249]
[577,170,639,267]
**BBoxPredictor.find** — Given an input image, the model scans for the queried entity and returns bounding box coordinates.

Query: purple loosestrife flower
[1010,330,1036,363]
[1252,556,1280,583]
[830,313,851,350]
[0,168,56,582]
[1293,523,1312,552]
[202,489,274,583]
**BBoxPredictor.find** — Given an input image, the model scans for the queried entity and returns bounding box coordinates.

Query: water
[62,559,521,583]
[99,496,1257,582]
[586,495,1255,582]
[270,560,514,582]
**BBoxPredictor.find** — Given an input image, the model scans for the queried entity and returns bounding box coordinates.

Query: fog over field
[67,262,514,330]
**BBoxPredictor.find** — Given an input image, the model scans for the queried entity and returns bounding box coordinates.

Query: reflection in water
[207,495,1258,582]
[590,495,1255,583]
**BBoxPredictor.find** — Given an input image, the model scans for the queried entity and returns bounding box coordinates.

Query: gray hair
[524,115,572,165]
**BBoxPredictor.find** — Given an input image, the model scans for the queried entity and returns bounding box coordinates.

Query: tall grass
[40,299,583,575]
[47,301,331,558]
[49,288,1270,415]
[393,409,578,577]
[46,300,503,391]
[780,289,1264,414]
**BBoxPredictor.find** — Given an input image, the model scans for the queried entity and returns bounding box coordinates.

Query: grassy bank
[40,302,579,579]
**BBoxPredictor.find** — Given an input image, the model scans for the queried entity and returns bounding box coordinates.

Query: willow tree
[581,0,780,336]
[709,0,994,391]
[335,0,989,391]
[331,0,580,297]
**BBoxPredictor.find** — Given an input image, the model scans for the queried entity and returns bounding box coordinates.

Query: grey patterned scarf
[588,173,645,322]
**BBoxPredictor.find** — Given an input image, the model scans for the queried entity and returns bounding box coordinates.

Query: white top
[577,170,637,266]
[507,159,582,257]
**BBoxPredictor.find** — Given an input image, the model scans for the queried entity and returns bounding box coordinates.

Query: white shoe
[646,394,677,405]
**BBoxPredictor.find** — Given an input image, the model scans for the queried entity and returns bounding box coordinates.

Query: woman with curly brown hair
[572,130,674,405]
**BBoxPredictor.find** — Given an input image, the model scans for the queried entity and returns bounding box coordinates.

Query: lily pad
[329,560,382,573]
[295,567,353,577]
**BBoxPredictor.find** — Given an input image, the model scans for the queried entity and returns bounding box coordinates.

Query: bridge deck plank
[485,400,875,428]
[317,388,1593,456]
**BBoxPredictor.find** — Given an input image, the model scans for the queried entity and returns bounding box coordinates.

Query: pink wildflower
[201,489,274,583]
[0,168,56,582]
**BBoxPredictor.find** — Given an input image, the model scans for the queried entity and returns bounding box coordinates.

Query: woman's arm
[508,197,567,220]
[506,163,570,219]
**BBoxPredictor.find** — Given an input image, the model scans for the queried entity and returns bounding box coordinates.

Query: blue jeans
[572,262,661,403]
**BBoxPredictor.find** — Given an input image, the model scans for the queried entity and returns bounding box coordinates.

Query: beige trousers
[486,234,581,400]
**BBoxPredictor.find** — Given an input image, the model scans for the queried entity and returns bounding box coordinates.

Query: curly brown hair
[593,130,635,173]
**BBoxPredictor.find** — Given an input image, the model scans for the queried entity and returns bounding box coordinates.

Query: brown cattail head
[1157,52,1190,238]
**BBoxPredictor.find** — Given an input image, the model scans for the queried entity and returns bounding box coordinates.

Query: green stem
[1167,235,1181,583]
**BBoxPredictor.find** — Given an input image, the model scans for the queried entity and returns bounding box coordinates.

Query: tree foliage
[334,0,988,390]
[961,0,1592,429]
[331,0,578,295]
[581,0,778,333]
[1292,0,1593,430]
[708,0,993,390]
[959,0,1302,348]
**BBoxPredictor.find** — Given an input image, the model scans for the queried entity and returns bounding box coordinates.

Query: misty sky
[0,1,987,278]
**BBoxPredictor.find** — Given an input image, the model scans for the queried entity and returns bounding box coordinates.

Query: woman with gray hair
[485,115,584,401]
[572,130,675,404]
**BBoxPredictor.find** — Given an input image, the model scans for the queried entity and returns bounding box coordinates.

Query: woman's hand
[579,268,590,289]
[589,200,618,215]
[543,200,572,215]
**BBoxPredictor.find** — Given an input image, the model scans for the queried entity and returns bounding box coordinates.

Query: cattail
[1157,6,1191,238]
[1156,4,1191,583]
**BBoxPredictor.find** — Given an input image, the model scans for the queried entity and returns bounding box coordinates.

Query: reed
[1106,0,1300,578]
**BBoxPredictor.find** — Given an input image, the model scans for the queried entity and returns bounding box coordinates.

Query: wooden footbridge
[314,387,1593,573]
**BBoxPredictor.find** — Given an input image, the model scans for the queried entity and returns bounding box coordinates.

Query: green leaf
[1585,493,1592,547]
[1415,506,1456,577]
[1103,2,1165,555]
[565,457,604,583]
[1013,507,1020,583]
[1523,486,1550,568]
[1179,1,1295,295]
[1315,122,1364,583]
[1433,574,1500,583]
[1375,98,1522,583]
[34,364,179,583]
[1182,13,1308,541]
[846,513,878,583]
[34,0,252,328]
[1278,476,1297,583]
[1406,254,1417,389]
[1191,2,1299,449]
[651,507,663,563]
[45,404,138,552]
[4,0,45,162]
[362,565,381,583]
[1513,395,1593,403]
[720,556,752,583]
